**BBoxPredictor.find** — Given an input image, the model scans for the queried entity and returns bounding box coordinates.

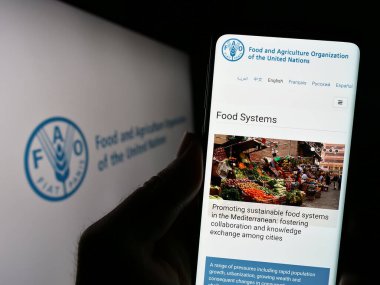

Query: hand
[76,133,203,285]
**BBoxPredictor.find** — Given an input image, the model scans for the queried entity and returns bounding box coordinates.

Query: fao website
[196,35,359,285]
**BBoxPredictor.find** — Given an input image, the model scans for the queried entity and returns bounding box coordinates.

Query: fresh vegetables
[223,178,250,187]
[234,168,246,179]
[236,181,261,190]
[286,190,303,205]
[243,188,276,203]
[220,178,287,204]
[221,187,241,201]
[238,162,246,169]
[259,175,271,182]
[245,168,260,180]
[267,179,277,188]
[209,151,312,206]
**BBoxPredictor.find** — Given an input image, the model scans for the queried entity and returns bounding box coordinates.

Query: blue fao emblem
[222,38,245,61]
[25,117,89,201]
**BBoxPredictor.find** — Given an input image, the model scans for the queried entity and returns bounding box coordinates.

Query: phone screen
[196,34,360,285]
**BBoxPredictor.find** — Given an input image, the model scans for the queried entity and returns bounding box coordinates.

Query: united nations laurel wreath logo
[24,117,89,201]
[221,38,245,61]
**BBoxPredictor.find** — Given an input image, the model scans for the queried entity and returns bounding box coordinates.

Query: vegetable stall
[210,136,326,206]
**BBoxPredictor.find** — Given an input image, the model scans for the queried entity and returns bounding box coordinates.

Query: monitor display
[0,1,193,284]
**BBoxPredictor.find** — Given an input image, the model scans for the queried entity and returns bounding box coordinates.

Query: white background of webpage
[195,35,359,285]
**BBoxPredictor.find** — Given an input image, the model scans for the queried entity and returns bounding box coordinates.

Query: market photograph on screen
[210,135,345,210]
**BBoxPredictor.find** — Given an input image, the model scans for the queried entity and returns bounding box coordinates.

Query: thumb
[106,133,203,242]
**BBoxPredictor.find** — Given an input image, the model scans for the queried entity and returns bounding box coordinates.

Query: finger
[105,133,203,242]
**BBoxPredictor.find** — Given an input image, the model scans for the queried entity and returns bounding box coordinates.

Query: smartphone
[196,34,360,285]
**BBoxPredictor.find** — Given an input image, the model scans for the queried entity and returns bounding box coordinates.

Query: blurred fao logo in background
[25,117,89,201]
[222,38,245,61]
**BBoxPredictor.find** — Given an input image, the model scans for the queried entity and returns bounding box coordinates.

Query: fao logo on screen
[24,117,89,201]
[222,38,245,61]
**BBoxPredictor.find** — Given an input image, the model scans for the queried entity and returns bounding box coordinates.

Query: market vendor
[211,159,222,186]
[318,174,324,183]
[295,168,302,184]
[301,172,308,183]
[262,157,271,173]
[270,150,278,168]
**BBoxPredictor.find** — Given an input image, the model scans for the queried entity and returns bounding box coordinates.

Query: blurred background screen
[0,1,193,284]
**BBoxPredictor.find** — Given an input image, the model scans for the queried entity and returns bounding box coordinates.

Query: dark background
[59,0,378,282]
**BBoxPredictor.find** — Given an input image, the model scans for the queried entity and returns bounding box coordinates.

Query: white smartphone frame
[196,34,360,285]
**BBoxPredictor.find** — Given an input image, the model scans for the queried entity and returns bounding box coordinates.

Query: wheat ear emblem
[36,125,75,195]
